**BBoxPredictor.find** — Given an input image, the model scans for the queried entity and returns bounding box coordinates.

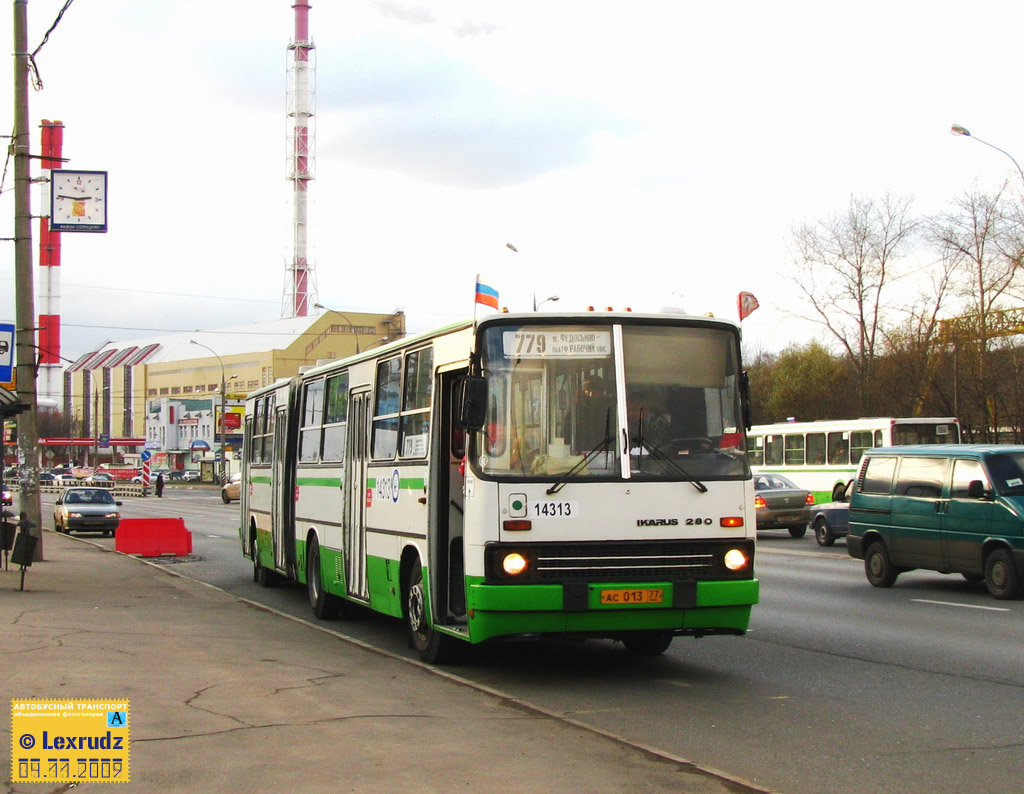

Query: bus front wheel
[622,630,673,656]
[405,564,460,664]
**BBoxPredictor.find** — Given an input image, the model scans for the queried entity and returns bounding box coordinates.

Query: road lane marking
[912,598,1009,612]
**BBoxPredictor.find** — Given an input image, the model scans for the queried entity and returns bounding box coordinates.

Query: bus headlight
[723,548,749,571]
[502,552,529,576]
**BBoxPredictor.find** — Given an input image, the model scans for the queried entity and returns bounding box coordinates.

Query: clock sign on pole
[50,169,108,232]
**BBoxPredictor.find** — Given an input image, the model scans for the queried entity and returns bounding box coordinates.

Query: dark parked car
[754,473,815,537]
[53,487,122,536]
[809,480,853,546]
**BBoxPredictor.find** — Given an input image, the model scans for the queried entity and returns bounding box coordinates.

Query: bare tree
[789,193,918,413]
[927,185,1024,439]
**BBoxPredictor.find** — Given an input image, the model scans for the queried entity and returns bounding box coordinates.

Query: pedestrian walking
[155,473,164,497]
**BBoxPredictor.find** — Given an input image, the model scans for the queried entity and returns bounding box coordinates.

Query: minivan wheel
[865,542,898,588]
[814,517,835,547]
[984,548,1023,600]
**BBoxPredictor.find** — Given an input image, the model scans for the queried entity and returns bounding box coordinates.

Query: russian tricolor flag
[475,276,499,310]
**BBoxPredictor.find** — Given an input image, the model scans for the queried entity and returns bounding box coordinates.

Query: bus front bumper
[464,578,758,643]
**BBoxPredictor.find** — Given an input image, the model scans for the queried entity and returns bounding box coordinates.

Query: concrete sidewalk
[1,531,762,793]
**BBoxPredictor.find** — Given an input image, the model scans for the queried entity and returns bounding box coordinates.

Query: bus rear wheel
[405,564,460,664]
[307,537,340,620]
[252,536,276,587]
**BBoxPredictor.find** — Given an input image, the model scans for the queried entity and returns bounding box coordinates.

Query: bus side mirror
[967,480,991,500]
[457,376,488,430]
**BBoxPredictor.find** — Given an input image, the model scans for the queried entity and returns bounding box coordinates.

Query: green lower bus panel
[464,578,758,643]
[366,555,403,618]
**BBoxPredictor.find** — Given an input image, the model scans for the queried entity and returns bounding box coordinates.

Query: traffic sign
[0,322,14,384]
[140,450,152,462]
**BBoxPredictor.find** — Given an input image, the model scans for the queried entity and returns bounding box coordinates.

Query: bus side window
[372,358,402,459]
[806,433,825,464]
[322,372,349,460]
[827,432,848,465]
[850,431,873,464]
[784,434,805,465]
[747,436,764,466]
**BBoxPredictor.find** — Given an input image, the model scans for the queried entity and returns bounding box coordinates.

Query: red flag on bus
[737,291,760,321]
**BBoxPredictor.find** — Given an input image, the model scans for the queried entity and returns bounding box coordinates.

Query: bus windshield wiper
[639,441,708,492]
[547,410,614,496]
[632,412,707,492]
[546,434,614,495]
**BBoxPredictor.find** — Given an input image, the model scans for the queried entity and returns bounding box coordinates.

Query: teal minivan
[848,445,1024,599]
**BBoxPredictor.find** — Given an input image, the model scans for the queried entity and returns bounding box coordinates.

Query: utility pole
[12,0,43,556]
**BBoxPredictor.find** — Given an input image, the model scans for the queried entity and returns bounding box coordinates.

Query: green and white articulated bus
[240,311,759,662]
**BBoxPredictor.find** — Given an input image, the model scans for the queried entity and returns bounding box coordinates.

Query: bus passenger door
[345,389,371,601]
[431,369,467,622]
[272,405,291,574]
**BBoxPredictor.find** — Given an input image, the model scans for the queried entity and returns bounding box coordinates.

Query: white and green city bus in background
[747,417,961,503]
[240,311,758,662]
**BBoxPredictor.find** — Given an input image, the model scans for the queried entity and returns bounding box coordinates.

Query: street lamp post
[950,124,1024,187]
[190,340,227,483]
[313,303,361,353]
[533,293,559,311]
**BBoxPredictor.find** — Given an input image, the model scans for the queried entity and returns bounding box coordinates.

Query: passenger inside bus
[568,377,614,453]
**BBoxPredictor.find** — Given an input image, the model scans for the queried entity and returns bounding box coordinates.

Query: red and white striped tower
[38,119,64,408]
[283,0,317,318]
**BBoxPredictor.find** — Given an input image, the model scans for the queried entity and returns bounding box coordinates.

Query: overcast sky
[2,0,1023,362]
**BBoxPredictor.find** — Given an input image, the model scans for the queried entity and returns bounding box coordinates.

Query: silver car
[53,487,122,536]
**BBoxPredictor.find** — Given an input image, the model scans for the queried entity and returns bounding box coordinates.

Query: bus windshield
[475,321,748,481]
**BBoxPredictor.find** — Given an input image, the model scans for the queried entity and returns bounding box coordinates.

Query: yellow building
[59,310,404,472]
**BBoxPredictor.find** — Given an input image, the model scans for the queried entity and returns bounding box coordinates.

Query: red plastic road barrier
[114,518,193,557]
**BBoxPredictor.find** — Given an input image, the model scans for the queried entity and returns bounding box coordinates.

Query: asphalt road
[37,487,1024,794]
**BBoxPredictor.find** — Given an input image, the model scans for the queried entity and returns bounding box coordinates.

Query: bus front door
[431,369,467,622]
[345,390,371,601]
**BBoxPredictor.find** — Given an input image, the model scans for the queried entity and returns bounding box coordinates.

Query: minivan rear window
[859,456,897,494]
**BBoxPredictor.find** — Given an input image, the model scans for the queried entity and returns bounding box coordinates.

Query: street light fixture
[950,123,1024,187]
[313,302,361,353]
[534,294,560,311]
[190,340,227,483]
